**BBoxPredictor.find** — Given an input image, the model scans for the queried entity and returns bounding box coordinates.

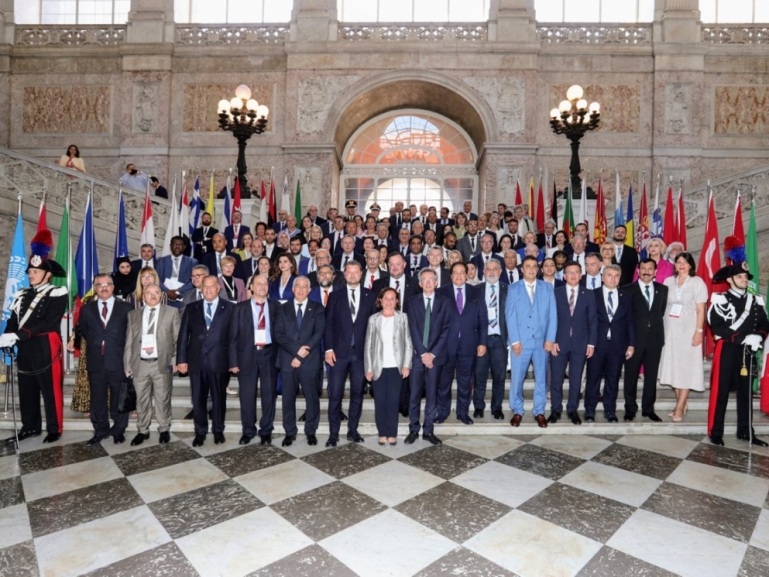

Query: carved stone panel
[550,84,640,133]
[463,76,525,137]
[132,82,159,134]
[22,85,111,133]
[296,166,322,211]
[297,76,360,135]
[714,86,769,134]
[182,83,274,132]
[497,167,524,205]
[665,84,691,135]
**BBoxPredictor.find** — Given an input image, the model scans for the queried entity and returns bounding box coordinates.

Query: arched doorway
[341,110,478,214]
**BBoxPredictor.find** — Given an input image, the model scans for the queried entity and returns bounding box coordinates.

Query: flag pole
[65,184,73,373]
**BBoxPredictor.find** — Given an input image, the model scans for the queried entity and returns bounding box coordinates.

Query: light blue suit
[505,279,557,416]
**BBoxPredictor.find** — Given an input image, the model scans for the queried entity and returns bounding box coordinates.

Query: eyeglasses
[191,274,206,278]
[95,283,113,288]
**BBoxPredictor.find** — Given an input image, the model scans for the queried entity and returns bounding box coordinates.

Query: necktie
[350,290,356,346]
[344,255,349,267]
[309,259,316,273]
[197,290,202,301]
[203,227,208,237]
[547,236,551,249]
[256,303,266,330]
[528,284,535,304]
[607,291,615,318]
[323,289,329,307]
[101,301,108,326]
[413,256,418,270]
[591,277,596,289]
[644,285,651,309]
[296,303,304,330]
[471,236,476,252]
[234,225,239,236]
[402,246,407,256]
[369,274,375,289]
[616,246,623,261]
[569,288,576,316]
[457,287,464,314]
[485,255,489,262]
[489,285,498,330]
[509,270,514,283]
[423,297,432,347]
[172,257,180,277]
[217,253,222,273]
[205,302,213,328]
[146,308,156,355]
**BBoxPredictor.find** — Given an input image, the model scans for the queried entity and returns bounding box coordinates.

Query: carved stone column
[290,0,337,43]
[489,0,536,43]
[126,0,174,44]
[660,0,701,44]
[0,0,14,45]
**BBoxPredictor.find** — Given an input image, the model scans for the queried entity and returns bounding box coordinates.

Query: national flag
[746,199,759,295]
[179,178,191,243]
[676,185,687,249]
[233,176,242,214]
[37,193,48,234]
[51,193,75,306]
[1,208,29,337]
[280,172,290,215]
[515,179,523,206]
[219,174,231,230]
[268,176,276,225]
[550,179,558,226]
[732,192,745,245]
[563,180,575,240]
[113,189,129,272]
[651,177,663,239]
[190,175,202,231]
[140,186,155,252]
[614,171,624,227]
[593,177,607,245]
[294,178,303,224]
[75,190,99,300]
[535,180,545,231]
[205,171,216,223]
[259,180,268,225]
[625,184,635,248]
[578,176,587,233]
[697,191,721,357]
[663,184,676,246]
[637,182,650,258]
[162,186,180,257]
[528,177,535,217]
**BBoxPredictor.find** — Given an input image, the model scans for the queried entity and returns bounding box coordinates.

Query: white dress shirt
[140,306,159,359]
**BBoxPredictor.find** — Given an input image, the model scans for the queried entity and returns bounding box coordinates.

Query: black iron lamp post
[217,84,269,197]
[549,85,600,194]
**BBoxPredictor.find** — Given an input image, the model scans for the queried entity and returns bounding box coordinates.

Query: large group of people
[2,199,768,449]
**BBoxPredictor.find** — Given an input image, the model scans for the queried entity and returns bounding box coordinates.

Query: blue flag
[113,190,129,272]
[1,212,29,336]
[76,191,99,299]
[190,176,202,232]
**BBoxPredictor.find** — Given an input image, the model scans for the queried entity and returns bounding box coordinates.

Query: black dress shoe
[492,410,505,420]
[568,412,582,425]
[326,436,338,447]
[404,432,418,444]
[130,433,149,446]
[239,435,253,445]
[42,433,60,443]
[433,417,446,424]
[307,434,318,446]
[192,434,206,447]
[113,434,126,444]
[623,412,636,422]
[341,412,348,422]
[710,435,724,446]
[473,409,484,418]
[346,431,364,443]
[584,416,595,423]
[281,435,296,447]
[423,433,442,445]
[298,412,306,422]
[184,410,194,420]
[86,435,107,446]
[737,435,769,447]
[400,410,410,418]
[605,415,619,423]
[159,432,170,444]
[214,432,225,444]
[10,429,41,444]
[457,415,474,425]
[642,411,662,422]
[547,411,561,424]
[259,434,272,445]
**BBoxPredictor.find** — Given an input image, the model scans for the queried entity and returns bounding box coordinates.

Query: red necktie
[101,302,108,355]
[370,274,375,289]
[323,289,329,307]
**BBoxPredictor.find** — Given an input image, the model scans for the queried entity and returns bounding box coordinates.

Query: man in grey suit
[457,219,482,263]
[123,285,181,446]
[180,265,209,314]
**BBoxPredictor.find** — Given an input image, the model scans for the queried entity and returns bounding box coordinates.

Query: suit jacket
[237,257,262,283]
[504,279,557,347]
[437,283,488,356]
[332,252,365,271]
[553,284,598,352]
[389,241,411,258]
[201,251,241,277]
[565,242,600,257]
[615,245,640,287]
[78,298,132,373]
[593,287,636,354]
[500,266,522,285]
[477,281,509,343]
[177,298,235,374]
[364,311,413,380]
[228,298,279,374]
[470,253,505,281]
[272,221,288,234]
[405,254,429,277]
[218,276,247,302]
[131,258,156,276]
[405,292,452,364]
[536,233,555,249]
[432,267,452,288]
[269,276,296,302]
[324,286,376,359]
[274,299,325,372]
[191,226,218,260]
[362,270,390,293]
[623,281,667,349]
[155,254,198,295]
[309,285,337,306]
[457,234,482,263]
[123,304,180,378]
[180,286,202,315]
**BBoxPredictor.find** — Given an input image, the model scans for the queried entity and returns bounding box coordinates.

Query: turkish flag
[697,192,721,357]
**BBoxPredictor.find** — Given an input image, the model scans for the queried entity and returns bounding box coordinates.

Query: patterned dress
[70,295,93,413]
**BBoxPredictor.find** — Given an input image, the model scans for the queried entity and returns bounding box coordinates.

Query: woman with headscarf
[112,257,137,300]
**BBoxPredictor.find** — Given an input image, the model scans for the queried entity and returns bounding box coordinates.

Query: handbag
[117,375,137,413]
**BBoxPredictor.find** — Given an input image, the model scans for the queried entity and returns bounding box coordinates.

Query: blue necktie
[296,303,303,330]
[205,302,213,328]
[607,291,614,318]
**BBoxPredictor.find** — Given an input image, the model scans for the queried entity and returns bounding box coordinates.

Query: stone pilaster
[490,0,537,43]
[126,0,174,44]
[660,0,701,44]
[290,0,337,43]
[0,0,14,45]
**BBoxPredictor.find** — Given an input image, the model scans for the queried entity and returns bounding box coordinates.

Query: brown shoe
[534,414,548,428]
[510,414,522,427]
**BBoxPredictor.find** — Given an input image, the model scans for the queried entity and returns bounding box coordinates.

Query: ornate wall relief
[297,75,360,135]
[296,166,322,211]
[22,85,111,133]
[132,82,159,134]
[550,84,640,133]
[714,86,769,134]
[463,76,525,137]
[182,83,273,132]
[496,167,524,205]
[665,84,691,135]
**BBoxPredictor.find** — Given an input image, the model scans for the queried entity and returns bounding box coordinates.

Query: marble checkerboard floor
[1,431,769,577]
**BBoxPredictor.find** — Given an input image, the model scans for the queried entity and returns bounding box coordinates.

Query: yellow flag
[205,171,215,221]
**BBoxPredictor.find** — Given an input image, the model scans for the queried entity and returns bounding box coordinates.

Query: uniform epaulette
[711,293,727,305]
[757,296,766,307]
[50,287,69,297]
[12,288,29,299]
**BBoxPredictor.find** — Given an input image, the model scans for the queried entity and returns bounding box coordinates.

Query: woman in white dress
[658,252,708,422]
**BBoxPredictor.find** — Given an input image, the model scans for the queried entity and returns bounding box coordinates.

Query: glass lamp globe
[246,99,259,111]
[235,84,251,100]
[589,102,600,113]
[218,99,230,113]
[257,105,269,118]
[566,85,584,101]
[550,108,560,119]
[559,100,572,113]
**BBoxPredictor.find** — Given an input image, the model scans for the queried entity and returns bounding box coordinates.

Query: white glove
[0,333,19,348]
[742,334,763,351]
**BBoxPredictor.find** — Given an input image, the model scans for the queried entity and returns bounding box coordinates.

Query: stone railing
[14,25,127,46]
[174,25,289,45]
[338,23,488,42]
[537,24,652,45]
[701,25,769,44]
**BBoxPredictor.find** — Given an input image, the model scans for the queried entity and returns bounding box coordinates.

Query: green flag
[747,199,759,295]
[51,201,75,308]
[294,179,303,224]
[563,181,575,240]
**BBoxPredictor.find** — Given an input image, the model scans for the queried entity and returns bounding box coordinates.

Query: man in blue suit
[470,233,505,281]
[323,261,376,447]
[223,210,251,252]
[155,236,198,309]
[201,233,241,277]
[585,264,636,422]
[436,262,488,425]
[506,255,557,428]
[177,275,235,447]
[404,268,451,445]
[274,277,325,447]
[549,261,598,426]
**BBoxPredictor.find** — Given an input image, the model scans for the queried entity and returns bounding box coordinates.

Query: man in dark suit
[76,273,132,445]
[622,258,668,422]
[585,264,636,422]
[389,208,413,239]
[425,246,451,287]
[229,275,280,445]
[332,235,365,271]
[177,275,235,447]
[462,200,478,222]
[574,223,600,253]
[564,235,589,273]
[386,253,421,313]
[457,219,482,263]
[190,212,218,260]
[362,249,389,292]
[405,236,428,277]
[323,262,376,446]
[262,228,284,263]
[327,216,347,254]
[201,233,241,277]
[611,225,639,286]
[306,250,332,289]
[274,277,325,447]
[389,228,412,258]
[473,259,508,420]
[436,262,488,424]
[404,268,451,445]
[536,219,557,250]
[155,236,198,307]
[470,233,505,281]
[438,207,455,228]
[131,244,157,275]
[549,261,598,425]
[306,204,326,228]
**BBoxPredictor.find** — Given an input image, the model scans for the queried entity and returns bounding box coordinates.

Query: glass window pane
[718,0,752,23]
[638,0,654,22]
[228,0,262,22]
[114,0,130,23]
[263,0,293,22]
[175,0,191,23]
[379,0,413,22]
[448,0,486,21]
[699,0,716,22]
[535,0,563,22]
[415,0,448,22]
[192,0,226,23]
[756,1,769,22]
[602,0,636,22]
[565,0,599,22]
[340,0,378,22]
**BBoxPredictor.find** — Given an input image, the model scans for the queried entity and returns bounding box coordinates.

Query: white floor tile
[444,435,524,459]
[343,460,444,507]
[451,461,553,508]
[235,459,335,505]
[363,436,433,459]
[0,454,19,481]
[529,435,612,460]
[750,508,769,552]
[559,461,663,507]
[0,504,31,549]
[616,435,699,459]
[102,432,182,456]
[21,457,123,502]
[127,458,227,503]
[667,460,769,507]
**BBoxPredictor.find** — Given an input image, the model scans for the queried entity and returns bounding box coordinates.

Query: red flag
[37,195,47,233]
[677,187,687,249]
[528,178,535,217]
[636,182,650,257]
[233,177,242,213]
[268,177,276,225]
[535,181,545,231]
[697,192,721,357]
[593,178,607,245]
[732,193,745,246]
[663,185,676,246]
[514,180,523,205]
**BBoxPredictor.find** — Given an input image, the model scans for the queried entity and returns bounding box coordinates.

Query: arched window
[337,0,490,22]
[342,110,478,214]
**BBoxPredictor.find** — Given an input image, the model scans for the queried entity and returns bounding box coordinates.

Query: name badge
[141,334,156,352]
[487,306,497,320]
[254,329,267,346]
[669,303,683,318]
